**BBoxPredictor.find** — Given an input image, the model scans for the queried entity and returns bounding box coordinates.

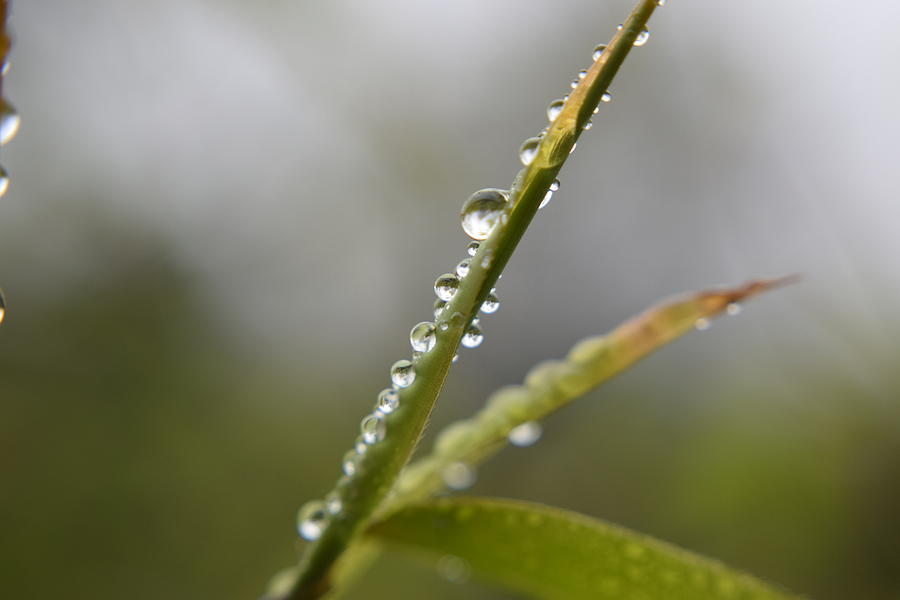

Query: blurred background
[1,1,898,598]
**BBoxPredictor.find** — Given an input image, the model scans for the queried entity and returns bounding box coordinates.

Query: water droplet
[434,273,460,301]
[569,142,577,154]
[540,179,561,209]
[390,359,416,388]
[325,491,343,515]
[616,23,624,31]
[433,299,448,319]
[0,289,5,325]
[601,92,612,103]
[570,79,580,89]
[455,258,471,278]
[437,555,471,584]
[451,353,459,363]
[657,0,667,5]
[583,120,593,131]
[577,69,588,80]
[438,322,449,332]
[297,500,328,541]
[480,292,500,314]
[593,106,600,114]
[1,100,21,145]
[342,450,360,476]
[466,241,480,257]
[592,44,607,60]
[442,462,476,490]
[410,321,437,353]
[354,436,368,454]
[694,317,711,331]
[0,165,9,197]
[633,29,650,46]
[518,137,541,166]
[460,189,509,240]
[508,421,543,447]
[481,249,494,269]
[0,60,9,77]
[547,99,565,122]
[377,388,400,414]
[360,413,386,444]
[726,302,742,316]
[461,323,484,349]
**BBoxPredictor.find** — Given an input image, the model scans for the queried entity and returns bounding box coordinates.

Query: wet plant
[266,1,800,599]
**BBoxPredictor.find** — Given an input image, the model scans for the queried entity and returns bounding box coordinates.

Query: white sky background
[2,0,899,404]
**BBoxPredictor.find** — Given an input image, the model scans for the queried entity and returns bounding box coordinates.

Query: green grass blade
[391,277,794,507]
[369,497,802,600]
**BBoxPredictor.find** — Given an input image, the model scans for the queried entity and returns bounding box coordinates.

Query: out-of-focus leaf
[369,497,802,600]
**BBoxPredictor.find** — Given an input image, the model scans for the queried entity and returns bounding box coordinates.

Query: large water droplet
[508,421,543,447]
[442,462,476,490]
[592,44,607,61]
[1,100,21,146]
[547,99,565,122]
[480,292,500,314]
[455,258,471,278]
[434,273,460,301]
[297,500,328,541]
[518,137,541,166]
[0,165,9,197]
[390,359,416,388]
[377,388,400,414]
[466,241,480,257]
[325,491,343,515]
[633,29,650,46]
[342,449,360,476]
[410,321,437,352]
[360,413,386,444]
[460,189,509,240]
[461,323,484,349]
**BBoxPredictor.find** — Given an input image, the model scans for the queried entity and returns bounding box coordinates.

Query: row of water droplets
[0,10,18,327]
[295,17,662,542]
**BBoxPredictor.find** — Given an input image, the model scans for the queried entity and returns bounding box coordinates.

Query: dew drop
[325,491,343,515]
[461,323,484,349]
[0,289,5,325]
[508,421,543,447]
[460,189,509,240]
[583,120,593,131]
[410,321,437,352]
[601,92,612,103]
[390,359,416,388]
[657,0,667,5]
[569,79,580,90]
[593,106,600,114]
[1,100,21,146]
[0,165,9,198]
[592,44,607,61]
[442,462,476,490]
[455,258,471,278]
[438,322,449,332]
[547,99,565,122]
[694,317,711,331]
[355,436,368,455]
[466,241,480,257]
[0,60,9,77]
[377,388,400,414]
[480,292,500,314]
[518,137,541,166]
[297,500,328,541]
[616,23,624,31]
[481,249,494,269]
[342,450,360,477]
[634,29,650,46]
[434,273,460,301]
[360,413,386,444]
[540,179,561,209]
[451,353,459,363]
[577,69,588,80]
[726,302,742,316]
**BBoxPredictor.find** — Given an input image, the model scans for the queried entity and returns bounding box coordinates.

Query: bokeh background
[2,1,899,598]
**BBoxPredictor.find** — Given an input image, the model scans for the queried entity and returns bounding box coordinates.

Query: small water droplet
[508,421,543,447]
[451,353,459,363]
[518,137,541,166]
[433,299,448,319]
[601,92,612,103]
[410,321,437,352]
[355,436,368,454]
[439,322,449,332]
[547,99,565,122]
[616,23,624,31]
[633,29,650,46]
[726,302,742,316]
[593,106,600,114]
[460,189,510,240]
[325,491,343,515]
[297,500,328,541]
[480,292,500,314]
[540,180,561,209]
[0,60,9,77]
[377,388,400,414]
[0,165,9,197]
[570,79,580,89]
[0,289,6,325]
[592,44,607,61]
[657,0,667,5]
[434,273,460,301]
[436,555,471,584]
[390,359,416,388]
[442,462,476,490]
[360,413,386,444]
[481,249,494,269]
[577,69,588,80]
[569,142,577,154]
[455,258,471,278]
[694,317,711,331]
[342,450,360,476]
[583,120,593,131]
[466,241,480,257]
[1,100,21,146]
[461,323,484,348]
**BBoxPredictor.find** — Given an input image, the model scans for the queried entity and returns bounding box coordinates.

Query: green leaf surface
[369,497,802,600]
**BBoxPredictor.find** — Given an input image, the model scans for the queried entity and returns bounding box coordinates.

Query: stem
[284,2,659,597]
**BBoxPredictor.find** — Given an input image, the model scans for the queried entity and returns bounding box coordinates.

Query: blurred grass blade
[369,497,801,600]
[392,277,795,506]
